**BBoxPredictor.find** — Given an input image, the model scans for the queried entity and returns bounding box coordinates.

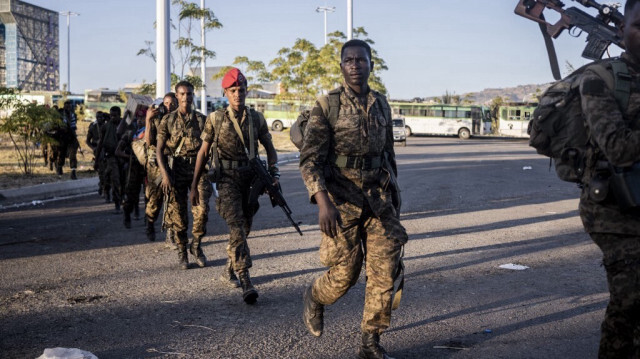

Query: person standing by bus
[299,39,407,359]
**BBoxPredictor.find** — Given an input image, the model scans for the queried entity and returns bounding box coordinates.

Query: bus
[245,98,311,131]
[497,103,537,138]
[84,89,128,119]
[390,102,492,139]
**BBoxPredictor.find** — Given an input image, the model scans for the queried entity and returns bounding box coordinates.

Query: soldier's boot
[70,169,77,180]
[123,210,132,229]
[105,189,111,203]
[114,201,121,214]
[237,270,258,305]
[133,204,140,220]
[358,332,395,359]
[219,258,240,288]
[177,243,189,270]
[48,161,53,171]
[164,229,177,250]
[56,166,63,176]
[189,237,207,268]
[145,220,155,241]
[98,185,103,196]
[302,286,324,337]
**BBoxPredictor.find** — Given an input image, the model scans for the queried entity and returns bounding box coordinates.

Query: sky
[25,0,624,100]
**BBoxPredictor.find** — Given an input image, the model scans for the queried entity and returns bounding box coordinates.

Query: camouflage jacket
[86,121,101,149]
[201,106,271,162]
[157,109,206,157]
[579,52,640,234]
[299,85,397,217]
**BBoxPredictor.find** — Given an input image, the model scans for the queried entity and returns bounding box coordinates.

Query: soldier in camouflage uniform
[116,111,146,230]
[299,40,407,359]
[578,1,640,357]
[86,111,106,196]
[156,81,212,270]
[95,106,124,213]
[145,93,178,244]
[190,68,279,305]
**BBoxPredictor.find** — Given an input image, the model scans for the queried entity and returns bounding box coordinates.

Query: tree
[212,56,272,92]
[0,88,63,175]
[270,38,324,103]
[136,0,222,91]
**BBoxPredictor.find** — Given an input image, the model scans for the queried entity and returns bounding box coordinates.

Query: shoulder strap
[327,89,340,128]
[588,59,631,111]
[211,110,224,171]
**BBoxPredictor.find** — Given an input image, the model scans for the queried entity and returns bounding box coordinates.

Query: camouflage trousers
[104,155,121,204]
[145,162,163,223]
[52,139,78,171]
[165,160,213,245]
[591,233,640,359]
[123,159,145,214]
[311,201,407,334]
[215,170,258,272]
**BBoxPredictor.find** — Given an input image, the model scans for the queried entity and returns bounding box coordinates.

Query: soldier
[87,111,106,196]
[116,110,146,230]
[299,39,407,359]
[578,1,640,357]
[190,68,279,305]
[145,93,178,244]
[95,106,123,213]
[50,101,79,179]
[156,81,212,270]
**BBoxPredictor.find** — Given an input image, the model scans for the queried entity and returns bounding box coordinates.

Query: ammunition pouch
[588,175,610,203]
[609,162,640,211]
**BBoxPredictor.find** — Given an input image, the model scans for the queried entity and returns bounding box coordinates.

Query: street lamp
[316,6,335,45]
[60,11,79,94]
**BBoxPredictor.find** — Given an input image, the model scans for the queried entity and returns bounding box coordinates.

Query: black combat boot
[56,166,63,176]
[302,286,324,337]
[114,201,121,214]
[358,332,395,359]
[177,243,189,270]
[189,237,207,268]
[237,270,258,304]
[70,169,77,180]
[219,258,240,288]
[105,189,111,203]
[145,219,155,241]
[123,210,131,229]
[133,204,140,220]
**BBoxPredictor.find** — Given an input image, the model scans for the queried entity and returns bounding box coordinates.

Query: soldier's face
[110,109,120,121]
[623,3,640,61]
[224,85,247,111]
[176,85,194,112]
[163,96,177,112]
[340,46,372,91]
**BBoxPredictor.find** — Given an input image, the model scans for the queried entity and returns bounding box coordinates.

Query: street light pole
[60,11,79,94]
[316,6,335,45]
[200,0,207,114]
[347,0,353,40]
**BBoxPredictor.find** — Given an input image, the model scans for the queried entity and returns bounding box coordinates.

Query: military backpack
[528,58,631,183]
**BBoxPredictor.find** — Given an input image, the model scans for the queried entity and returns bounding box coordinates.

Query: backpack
[528,58,631,183]
[290,89,341,150]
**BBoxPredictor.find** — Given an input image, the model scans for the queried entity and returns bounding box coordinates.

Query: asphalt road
[0,136,606,359]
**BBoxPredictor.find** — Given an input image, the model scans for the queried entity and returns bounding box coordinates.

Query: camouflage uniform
[86,120,105,194]
[100,120,122,206]
[579,52,640,359]
[201,107,272,272]
[145,115,164,225]
[119,128,146,223]
[300,85,408,334]
[157,110,212,248]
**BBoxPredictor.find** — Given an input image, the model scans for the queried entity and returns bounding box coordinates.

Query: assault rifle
[515,0,624,80]
[249,157,303,236]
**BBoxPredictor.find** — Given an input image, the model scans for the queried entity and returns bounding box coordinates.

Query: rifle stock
[249,158,303,236]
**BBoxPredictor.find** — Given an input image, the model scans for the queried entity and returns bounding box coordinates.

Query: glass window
[444,109,457,118]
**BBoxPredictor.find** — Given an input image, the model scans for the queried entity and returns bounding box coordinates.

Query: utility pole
[316,6,335,45]
[200,0,207,114]
[347,0,353,40]
[59,11,79,94]
[156,0,171,99]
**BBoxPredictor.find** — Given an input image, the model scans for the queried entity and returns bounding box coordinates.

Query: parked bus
[84,89,127,119]
[390,102,491,139]
[497,103,537,138]
[245,98,311,131]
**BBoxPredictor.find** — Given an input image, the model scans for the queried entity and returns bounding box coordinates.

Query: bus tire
[405,126,412,137]
[272,120,284,131]
[458,128,471,140]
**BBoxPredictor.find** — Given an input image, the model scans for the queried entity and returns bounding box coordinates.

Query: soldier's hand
[265,178,279,193]
[161,175,172,195]
[146,107,158,122]
[190,186,200,207]
[315,191,341,238]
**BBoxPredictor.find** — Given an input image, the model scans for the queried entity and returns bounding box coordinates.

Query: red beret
[222,68,247,89]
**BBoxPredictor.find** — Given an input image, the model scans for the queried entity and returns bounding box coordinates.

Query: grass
[0,124,299,190]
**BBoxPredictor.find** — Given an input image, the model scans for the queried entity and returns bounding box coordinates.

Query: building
[0,0,59,91]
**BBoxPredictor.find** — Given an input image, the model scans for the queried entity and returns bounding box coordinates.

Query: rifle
[514,0,624,80]
[249,157,303,236]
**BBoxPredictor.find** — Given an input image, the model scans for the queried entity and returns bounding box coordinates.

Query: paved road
[0,137,606,358]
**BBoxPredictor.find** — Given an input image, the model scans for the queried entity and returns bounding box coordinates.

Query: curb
[0,151,300,208]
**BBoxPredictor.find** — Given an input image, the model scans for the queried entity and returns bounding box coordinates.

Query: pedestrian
[145,93,178,244]
[577,1,640,357]
[50,101,79,179]
[87,111,106,196]
[95,106,123,213]
[299,39,407,359]
[156,81,211,270]
[116,109,147,230]
[190,68,279,305]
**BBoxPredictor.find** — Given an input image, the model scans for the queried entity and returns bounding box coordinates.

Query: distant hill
[403,83,553,105]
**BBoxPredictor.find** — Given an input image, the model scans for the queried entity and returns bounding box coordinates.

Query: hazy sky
[26,0,623,99]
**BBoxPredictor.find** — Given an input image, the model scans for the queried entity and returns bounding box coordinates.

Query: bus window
[457,110,471,118]
[509,109,521,120]
[444,109,457,118]
[524,111,531,121]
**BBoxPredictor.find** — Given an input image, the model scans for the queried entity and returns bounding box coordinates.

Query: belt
[220,159,249,170]
[173,156,197,166]
[333,154,383,170]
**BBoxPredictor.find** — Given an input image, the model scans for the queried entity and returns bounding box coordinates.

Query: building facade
[0,0,59,91]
